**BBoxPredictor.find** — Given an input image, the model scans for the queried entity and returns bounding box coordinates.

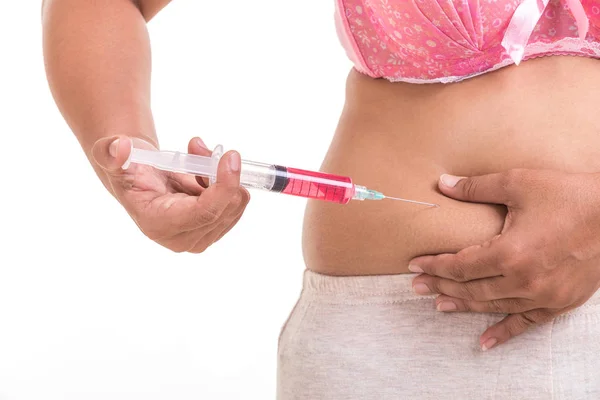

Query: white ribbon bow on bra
[502,0,590,65]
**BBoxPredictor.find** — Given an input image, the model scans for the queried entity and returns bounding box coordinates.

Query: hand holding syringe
[123,143,437,207]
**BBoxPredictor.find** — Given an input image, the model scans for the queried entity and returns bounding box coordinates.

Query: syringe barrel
[239,160,284,191]
[126,146,357,204]
[281,167,354,203]
[239,161,355,204]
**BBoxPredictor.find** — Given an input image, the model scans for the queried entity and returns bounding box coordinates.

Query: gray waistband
[302,270,600,314]
[302,269,435,304]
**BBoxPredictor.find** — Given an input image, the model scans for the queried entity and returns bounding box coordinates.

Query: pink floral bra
[334,0,600,83]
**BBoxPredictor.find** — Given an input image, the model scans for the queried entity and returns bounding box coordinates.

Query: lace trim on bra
[384,37,600,84]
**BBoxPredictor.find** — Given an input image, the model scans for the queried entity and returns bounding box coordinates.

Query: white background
[0,1,351,399]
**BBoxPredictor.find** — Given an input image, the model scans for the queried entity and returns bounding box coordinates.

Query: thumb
[213,150,242,189]
[91,136,132,173]
[438,172,512,205]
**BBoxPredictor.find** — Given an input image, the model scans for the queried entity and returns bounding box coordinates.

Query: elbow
[131,0,172,22]
[41,0,170,23]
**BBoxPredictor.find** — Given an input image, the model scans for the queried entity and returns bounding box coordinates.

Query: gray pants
[277,270,600,400]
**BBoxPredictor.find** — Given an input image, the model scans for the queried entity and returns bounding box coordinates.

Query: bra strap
[501,0,589,65]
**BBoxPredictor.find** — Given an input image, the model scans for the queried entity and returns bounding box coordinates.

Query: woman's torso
[302,55,600,276]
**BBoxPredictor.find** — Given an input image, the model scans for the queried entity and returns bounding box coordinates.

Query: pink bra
[334,0,600,83]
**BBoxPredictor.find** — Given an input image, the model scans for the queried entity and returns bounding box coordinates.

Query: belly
[302,56,600,276]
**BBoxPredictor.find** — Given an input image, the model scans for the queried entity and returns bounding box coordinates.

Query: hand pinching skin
[410,170,600,351]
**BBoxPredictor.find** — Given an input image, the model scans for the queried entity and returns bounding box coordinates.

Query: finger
[188,137,211,188]
[478,309,556,351]
[156,197,241,252]
[186,192,248,253]
[153,180,246,241]
[212,212,244,244]
[413,275,517,301]
[160,218,225,253]
[91,136,133,174]
[210,189,250,242]
[435,295,536,314]
[166,172,206,196]
[157,189,243,252]
[409,244,502,281]
[187,223,230,253]
[438,171,517,206]
[189,211,245,253]
[174,154,243,232]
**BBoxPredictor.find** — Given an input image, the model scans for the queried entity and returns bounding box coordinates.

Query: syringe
[123,144,437,207]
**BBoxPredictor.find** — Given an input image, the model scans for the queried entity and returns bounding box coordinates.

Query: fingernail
[440,174,463,188]
[109,139,119,158]
[481,338,498,351]
[408,264,423,273]
[229,152,241,172]
[413,283,432,295]
[437,301,457,312]
[196,137,207,149]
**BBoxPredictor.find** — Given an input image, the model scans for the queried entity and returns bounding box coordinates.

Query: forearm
[42,0,168,186]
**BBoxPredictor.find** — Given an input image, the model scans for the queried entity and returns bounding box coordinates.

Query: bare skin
[43,0,250,252]
[303,56,600,276]
[302,56,600,348]
[44,0,600,348]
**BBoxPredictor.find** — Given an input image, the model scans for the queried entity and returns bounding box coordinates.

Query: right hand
[91,135,250,253]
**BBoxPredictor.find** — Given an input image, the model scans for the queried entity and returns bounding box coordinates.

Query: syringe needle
[384,196,439,207]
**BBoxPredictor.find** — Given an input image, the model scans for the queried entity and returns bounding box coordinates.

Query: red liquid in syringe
[278,167,355,204]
